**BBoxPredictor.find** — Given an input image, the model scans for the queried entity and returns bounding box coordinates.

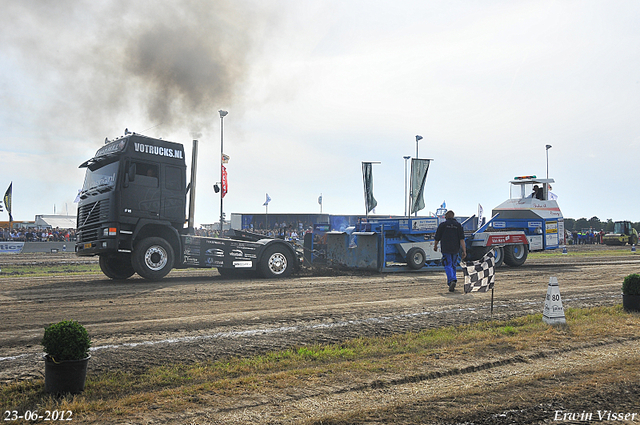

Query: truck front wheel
[99,253,135,280]
[132,237,174,281]
[259,245,293,278]
[503,244,528,267]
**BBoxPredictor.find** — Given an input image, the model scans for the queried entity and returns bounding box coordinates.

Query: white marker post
[543,276,566,325]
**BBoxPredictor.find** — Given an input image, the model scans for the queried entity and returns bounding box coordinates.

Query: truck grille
[77,200,110,243]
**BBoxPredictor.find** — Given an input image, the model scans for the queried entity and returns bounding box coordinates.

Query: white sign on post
[543,276,566,325]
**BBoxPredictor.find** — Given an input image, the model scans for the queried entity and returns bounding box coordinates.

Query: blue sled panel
[326,232,379,270]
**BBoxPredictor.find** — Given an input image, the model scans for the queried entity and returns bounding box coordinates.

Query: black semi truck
[75,132,299,281]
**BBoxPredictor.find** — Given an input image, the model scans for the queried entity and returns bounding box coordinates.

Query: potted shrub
[622,273,640,312]
[41,320,91,394]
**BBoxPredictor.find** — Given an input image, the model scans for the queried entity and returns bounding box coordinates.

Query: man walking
[434,210,467,292]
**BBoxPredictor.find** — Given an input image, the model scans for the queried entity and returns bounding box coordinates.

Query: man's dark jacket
[435,218,465,254]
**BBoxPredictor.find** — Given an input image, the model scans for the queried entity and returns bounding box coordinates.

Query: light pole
[219,110,228,234]
[545,144,552,179]
[415,135,423,158]
[403,156,411,216]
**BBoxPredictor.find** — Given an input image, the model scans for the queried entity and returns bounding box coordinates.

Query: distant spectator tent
[34,215,77,229]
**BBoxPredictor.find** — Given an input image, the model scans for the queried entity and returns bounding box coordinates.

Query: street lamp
[219,110,228,234]
[403,156,411,216]
[415,135,423,158]
[545,144,552,179]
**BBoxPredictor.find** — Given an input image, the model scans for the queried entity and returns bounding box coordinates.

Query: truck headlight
[103,227,117,236]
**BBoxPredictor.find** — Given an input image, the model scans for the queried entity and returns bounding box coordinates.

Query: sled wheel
[406,247,426,270]
[503,244,528,267]
[494,247,504,267]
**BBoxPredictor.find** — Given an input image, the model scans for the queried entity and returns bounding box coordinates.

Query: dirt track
[1,246,639,423]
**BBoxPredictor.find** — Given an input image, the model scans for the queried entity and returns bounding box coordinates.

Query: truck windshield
[81,159,119,195]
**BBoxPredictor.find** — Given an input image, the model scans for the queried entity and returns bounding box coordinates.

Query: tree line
[564,217,640,232]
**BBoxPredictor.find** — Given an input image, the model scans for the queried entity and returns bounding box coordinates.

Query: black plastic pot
[44,355,90,394]
[622,294,640,312]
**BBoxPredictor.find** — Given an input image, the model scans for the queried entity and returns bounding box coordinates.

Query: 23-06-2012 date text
[4,410,73,421]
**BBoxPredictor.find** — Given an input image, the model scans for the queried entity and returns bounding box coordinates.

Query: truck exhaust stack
[187,139,198,232]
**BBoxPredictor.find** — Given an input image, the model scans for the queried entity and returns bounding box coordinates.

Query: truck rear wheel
[132,237,174,281]
[503,244,528,267]
[259,245,293,278]
[406,247,426,270]
[99,254,135,280]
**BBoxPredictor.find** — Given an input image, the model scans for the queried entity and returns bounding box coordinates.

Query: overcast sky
[1,0,638,226]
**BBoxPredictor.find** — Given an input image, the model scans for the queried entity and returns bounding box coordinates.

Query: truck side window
[165,166,182,191]
[132,161,159,187]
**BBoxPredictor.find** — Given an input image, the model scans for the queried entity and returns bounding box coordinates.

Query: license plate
[84,243,92,249]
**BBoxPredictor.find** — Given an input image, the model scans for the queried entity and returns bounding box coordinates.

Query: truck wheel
[99,254,135,280]
[132,237,174,281]
[406,247,426,270]
[503,244,528,267]
[259,245,293,278]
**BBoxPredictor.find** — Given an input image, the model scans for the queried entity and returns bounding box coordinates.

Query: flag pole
[491,287,494,316]
[362,162,368,219]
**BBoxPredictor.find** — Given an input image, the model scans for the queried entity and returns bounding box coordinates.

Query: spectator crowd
[568,229,605,245]
[196,221,315,242]
[0,226,76,242]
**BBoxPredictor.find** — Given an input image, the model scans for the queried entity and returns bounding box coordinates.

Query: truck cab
[76,134,187,259]
[76,132,299,281]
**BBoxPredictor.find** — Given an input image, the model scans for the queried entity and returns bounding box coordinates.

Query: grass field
[0,263,101,277]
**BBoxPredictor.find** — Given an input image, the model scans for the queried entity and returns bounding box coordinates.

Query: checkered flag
[463,249,496,294]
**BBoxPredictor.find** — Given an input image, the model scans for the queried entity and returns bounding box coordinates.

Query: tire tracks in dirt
[1,253,639,385]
